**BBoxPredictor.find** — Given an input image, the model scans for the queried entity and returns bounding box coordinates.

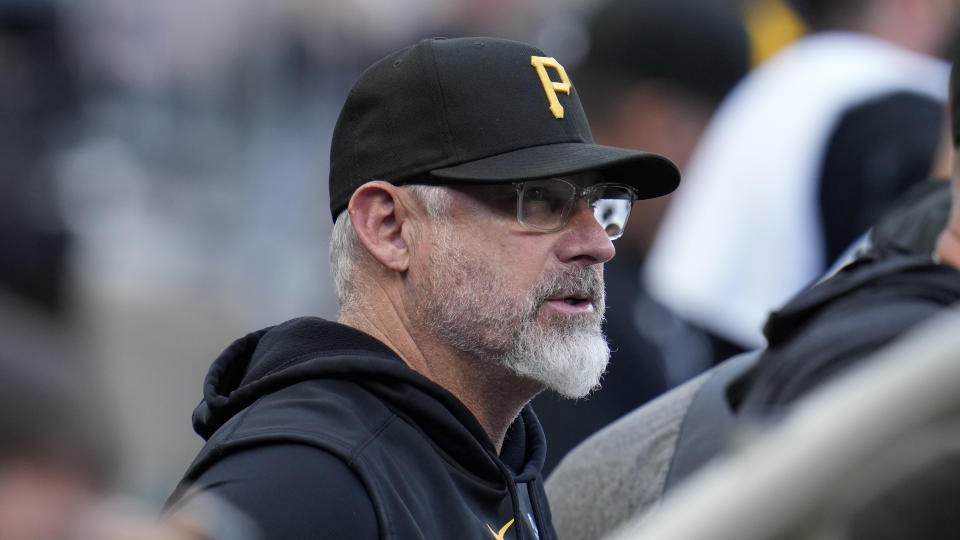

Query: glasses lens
[590,185,636,240]
[519,178,576,231]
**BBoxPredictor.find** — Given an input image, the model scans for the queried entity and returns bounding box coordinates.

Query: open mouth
[562,295,591,306]
[546,293,595,313]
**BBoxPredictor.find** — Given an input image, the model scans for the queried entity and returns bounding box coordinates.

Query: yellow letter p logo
[530,56,572,119]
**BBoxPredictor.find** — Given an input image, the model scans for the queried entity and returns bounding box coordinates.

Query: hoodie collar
[192,317,547,481]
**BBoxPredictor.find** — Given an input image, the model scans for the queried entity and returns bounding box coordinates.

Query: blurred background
[2,0,809,507]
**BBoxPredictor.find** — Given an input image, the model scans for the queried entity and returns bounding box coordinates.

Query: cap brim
[427,142,680,200]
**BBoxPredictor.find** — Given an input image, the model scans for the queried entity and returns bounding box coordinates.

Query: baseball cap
[328,36,680,220]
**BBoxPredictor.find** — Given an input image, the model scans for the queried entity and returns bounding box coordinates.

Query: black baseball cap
[328,36,680,220]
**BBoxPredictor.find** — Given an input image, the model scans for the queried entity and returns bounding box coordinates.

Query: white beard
[413,226,610,398]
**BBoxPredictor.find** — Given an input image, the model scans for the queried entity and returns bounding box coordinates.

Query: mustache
[532,267,606,314]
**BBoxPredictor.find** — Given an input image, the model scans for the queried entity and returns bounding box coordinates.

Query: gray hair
[329,184,452,311]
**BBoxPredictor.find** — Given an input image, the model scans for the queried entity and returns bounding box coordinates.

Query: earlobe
[348,181,410,272]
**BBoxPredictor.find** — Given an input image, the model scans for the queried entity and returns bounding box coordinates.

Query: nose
[554,200,616,266]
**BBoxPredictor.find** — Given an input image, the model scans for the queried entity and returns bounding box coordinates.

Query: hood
[763,252,960,348]
[191,317,546,479]
[739,252,960,416]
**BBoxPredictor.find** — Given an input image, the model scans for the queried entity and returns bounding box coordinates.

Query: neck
[422,346,543,454]
[341,292,541,454]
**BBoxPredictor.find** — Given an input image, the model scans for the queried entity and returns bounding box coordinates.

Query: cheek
[499,240,554,290]
[443,209,556,292]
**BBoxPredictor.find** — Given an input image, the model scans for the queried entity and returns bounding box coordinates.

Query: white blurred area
[40,0,595,502]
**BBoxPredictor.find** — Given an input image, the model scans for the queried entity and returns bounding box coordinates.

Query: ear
[348,181,410,272]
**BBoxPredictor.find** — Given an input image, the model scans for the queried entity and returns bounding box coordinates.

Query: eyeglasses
[513,177,638,239]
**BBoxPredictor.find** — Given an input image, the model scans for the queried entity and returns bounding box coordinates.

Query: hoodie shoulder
[192,317,405,439]
[185,376,399,482]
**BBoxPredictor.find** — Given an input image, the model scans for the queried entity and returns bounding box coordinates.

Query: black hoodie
[167,317,556,540]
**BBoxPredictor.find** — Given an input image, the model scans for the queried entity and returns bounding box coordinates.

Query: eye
[526,186,548,202]
[528,186,569,214]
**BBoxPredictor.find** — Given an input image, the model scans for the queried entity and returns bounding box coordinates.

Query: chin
[507,330,610,400]
[548,364,606,400]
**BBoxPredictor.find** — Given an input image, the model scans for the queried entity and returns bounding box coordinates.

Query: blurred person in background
[546,39,960,540]
[532,0,752,474]
[0,2,271,537]
[0,289,254,540]
[545,151,957,540]
[0,289,114,540]
[645,0,960,356]
[736,53,960,415]
[0,0,77,317]
[729,52,960,539]
[166,36,680,539]
[0,5,108,533]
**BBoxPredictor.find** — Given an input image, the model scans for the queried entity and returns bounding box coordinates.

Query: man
[166,36,679,539]
[646,0,958,352]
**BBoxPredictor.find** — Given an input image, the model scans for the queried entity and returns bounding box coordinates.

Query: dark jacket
[167,317,555,540]
[740,249,960,416]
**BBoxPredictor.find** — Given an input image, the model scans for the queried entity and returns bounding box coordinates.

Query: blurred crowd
[4,0,960,537]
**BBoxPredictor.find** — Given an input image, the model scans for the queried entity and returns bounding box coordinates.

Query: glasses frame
[512,177,639,239]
